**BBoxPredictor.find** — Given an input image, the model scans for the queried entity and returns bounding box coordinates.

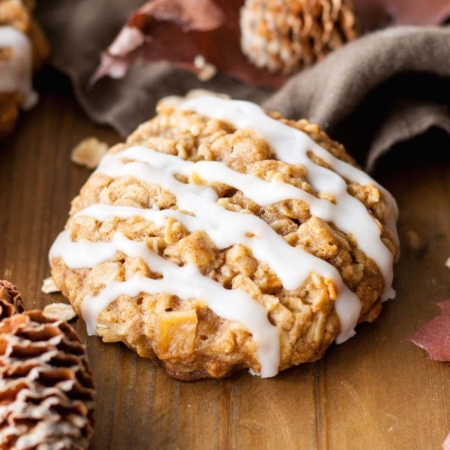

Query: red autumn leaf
[354,0,450,31]
[409,299,450,361]
[444,432,450,450]
[92,0,286,89]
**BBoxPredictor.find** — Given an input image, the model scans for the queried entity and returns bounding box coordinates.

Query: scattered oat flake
[71,137,108,169]
[43,303,77,322]
[41,277,60,294]
[409,299,450,361]
[445,258,450,270]
[194,55,217,81]
[405,230,425,251]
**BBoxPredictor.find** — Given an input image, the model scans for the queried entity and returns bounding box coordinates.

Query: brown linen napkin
[264,26,450,171]
[36,0,450,169]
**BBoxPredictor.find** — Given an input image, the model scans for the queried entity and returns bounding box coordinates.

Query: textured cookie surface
[50,97,398,380]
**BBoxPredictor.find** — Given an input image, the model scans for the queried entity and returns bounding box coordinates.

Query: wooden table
[1,70,450,450]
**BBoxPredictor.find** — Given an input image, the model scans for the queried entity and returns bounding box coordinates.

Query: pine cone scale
[0,312,95,449]
[0,281,25,320]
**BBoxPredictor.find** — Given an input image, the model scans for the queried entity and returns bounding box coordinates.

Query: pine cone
[0,280,25,320]
[240,0,358,74]
[0,311,95,449]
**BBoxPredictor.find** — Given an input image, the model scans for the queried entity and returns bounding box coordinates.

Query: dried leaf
[41,276,60,294]
[43,303,77,322]
[354,0,450,31]
[409,300,450,361]
[93,0,286,89]
[443,432,450,450]
[71,137,108,169]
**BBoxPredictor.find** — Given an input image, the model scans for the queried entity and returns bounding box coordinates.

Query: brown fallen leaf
[93,0,286,89]
[354,0,450,31]
[409,299,450,361]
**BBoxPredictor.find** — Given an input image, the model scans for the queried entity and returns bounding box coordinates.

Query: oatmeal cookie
[0,0,49,139]
[49,95,398,380]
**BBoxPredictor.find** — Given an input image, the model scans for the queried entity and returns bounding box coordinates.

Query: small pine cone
[0,311,95,450]
[240,0,358,74]
[0,280,25,320]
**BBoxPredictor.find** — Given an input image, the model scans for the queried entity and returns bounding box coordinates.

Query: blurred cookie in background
[0,0,49,140]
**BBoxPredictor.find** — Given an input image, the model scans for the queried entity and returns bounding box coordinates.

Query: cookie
[0,0,49,139]
[49,95,399,380]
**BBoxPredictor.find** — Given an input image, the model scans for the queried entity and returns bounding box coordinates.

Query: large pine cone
[0,311,95,450]
[240,0,358,74]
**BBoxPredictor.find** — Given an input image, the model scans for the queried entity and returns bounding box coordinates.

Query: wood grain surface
[1,70,450,450]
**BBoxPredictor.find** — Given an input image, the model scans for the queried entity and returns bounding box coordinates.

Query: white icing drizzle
[66,201,361,342]
[94,147,362,336]
[0,26,37,110]
[97,146,394,297]
[179,97,398,301]
[50,231,280,378]
[49,98,398,378]
[93,144,395,296]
